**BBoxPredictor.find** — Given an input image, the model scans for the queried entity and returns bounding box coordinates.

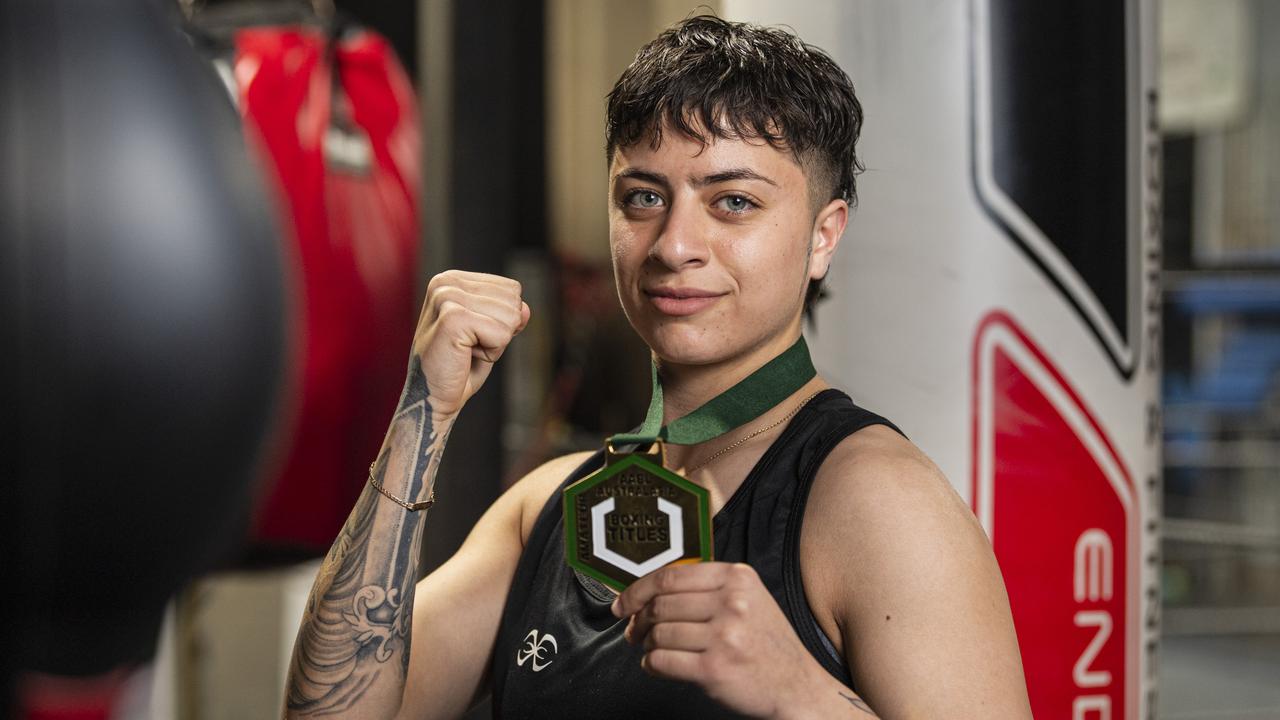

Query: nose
[648,194,709,270]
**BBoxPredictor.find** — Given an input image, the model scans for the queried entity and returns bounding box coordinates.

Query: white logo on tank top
[516,629,558,672]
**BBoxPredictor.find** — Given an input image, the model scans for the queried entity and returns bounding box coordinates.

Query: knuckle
[649,623,670,647]
[700,653,726,685]
[436,299,468,326]
[725,591,751,617]
[730,563,756,584]
[652,569,670,592]
[650,594,671,620]
[428,269,458,292]
[643,649,667,675]
[508,303,525,326]
[718,624,744,653]
[427,282,458,310]
[656,567,679,593]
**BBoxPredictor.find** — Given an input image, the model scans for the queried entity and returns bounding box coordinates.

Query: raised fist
[410,270,530,419]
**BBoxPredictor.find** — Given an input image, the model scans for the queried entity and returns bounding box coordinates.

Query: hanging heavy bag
[0,0,290,676]
[189,2,422,558]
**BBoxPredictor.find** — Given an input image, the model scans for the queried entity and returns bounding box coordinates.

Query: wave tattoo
[286,369,446,715]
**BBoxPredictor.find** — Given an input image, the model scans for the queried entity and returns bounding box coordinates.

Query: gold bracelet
[367,462,436,511]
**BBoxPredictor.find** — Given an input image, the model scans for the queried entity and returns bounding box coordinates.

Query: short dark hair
[605,14,863,320]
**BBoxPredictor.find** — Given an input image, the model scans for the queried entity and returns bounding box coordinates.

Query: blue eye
[625,190,664,209]
[717,195,756,214]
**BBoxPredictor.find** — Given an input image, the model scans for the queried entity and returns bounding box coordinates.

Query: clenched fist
[613,562,870,718]
[410,270,530,419]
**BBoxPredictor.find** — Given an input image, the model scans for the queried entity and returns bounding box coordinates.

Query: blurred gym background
[3,0,1278,718]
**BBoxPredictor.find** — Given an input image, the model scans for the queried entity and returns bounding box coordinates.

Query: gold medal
[563,336,816,590]
[563,440,712,591]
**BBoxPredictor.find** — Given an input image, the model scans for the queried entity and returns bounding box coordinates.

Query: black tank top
[490,390,902,719]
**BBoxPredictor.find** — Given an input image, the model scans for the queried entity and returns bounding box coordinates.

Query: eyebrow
[696,168,778,188]
[613,167,779,188]
[615,168,670,186]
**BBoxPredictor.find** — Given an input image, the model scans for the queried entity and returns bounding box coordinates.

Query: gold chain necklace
[684,391,823,474]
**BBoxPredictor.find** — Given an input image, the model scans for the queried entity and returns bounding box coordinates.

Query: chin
[635,321,739,368]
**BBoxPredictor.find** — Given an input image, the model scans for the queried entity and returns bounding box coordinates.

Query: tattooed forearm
[285,365,449,717]
[839,692,878,716]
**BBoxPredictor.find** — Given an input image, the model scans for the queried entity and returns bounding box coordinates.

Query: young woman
[285,16,1032,719]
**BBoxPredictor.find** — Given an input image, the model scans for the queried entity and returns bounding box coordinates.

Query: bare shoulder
[513,451,597,544]
[806,424,984,557]
[803,423,994,621]
[801,424,1031,717]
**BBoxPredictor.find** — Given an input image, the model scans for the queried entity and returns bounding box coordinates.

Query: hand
[410,270,530,419]
[612,562,832,719]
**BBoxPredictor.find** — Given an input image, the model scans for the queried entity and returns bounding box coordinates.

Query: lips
[643,286,726,316]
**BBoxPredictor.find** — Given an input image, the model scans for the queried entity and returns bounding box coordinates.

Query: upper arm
[395,451,593,720]
[802,427,1031,719]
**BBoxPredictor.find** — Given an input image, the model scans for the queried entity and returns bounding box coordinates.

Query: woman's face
[608,124,846,371]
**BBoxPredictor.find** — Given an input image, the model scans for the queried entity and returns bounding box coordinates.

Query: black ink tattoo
[840,692,878,716]
[285,364,447,716]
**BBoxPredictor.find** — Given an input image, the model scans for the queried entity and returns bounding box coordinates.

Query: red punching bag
[192,6,422,554]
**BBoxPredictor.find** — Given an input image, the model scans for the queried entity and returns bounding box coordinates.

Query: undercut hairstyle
[605,14,864,321]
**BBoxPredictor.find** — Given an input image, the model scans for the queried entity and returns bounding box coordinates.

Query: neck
[656,327,805,425]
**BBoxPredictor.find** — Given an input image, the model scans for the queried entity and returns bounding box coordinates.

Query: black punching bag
[0,0,290,677]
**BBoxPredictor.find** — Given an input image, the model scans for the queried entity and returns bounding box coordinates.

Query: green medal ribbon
[610,335,817,447]
[563,336,817,591]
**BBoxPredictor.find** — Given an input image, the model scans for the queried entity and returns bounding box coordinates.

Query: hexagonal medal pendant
[564,439,713,591]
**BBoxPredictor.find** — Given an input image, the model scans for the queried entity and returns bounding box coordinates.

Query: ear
[809,198,848,281]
